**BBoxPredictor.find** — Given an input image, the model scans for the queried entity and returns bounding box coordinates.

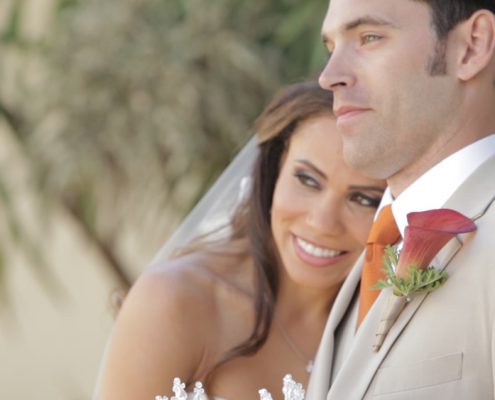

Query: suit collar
[442,154,495,221]
[391,134,495,236]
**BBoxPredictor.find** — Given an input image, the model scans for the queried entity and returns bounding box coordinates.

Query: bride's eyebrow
[295,159,327,180]
[348,185,385,193]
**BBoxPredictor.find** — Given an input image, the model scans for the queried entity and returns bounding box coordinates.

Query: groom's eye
[361,33,382,45]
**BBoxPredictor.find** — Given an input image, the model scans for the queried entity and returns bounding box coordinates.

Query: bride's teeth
[296,237,342,258]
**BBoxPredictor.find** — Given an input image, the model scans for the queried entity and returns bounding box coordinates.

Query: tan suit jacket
[307,154,495,399]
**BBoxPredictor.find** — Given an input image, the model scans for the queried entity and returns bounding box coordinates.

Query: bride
[94,81,386,399]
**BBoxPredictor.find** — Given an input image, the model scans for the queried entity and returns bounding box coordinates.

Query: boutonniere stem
[371,209,476,352]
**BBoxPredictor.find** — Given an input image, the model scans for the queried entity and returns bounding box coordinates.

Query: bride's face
[270,114,386,290]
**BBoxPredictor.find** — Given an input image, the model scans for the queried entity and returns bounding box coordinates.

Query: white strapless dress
[157,375,305,400]
[156,379,226,400]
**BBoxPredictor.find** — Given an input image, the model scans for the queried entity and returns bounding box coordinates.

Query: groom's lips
[334,105,371,125]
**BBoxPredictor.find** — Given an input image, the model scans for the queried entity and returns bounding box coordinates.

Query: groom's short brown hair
[415,0,495,39]
[412,0,495,75]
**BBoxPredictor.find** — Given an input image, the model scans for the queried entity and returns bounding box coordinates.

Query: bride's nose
[305,197,345,236]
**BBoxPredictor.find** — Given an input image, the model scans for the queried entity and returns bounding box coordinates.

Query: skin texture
[94,114,385,400]
[319,0,495,196]
[271,115,384,292]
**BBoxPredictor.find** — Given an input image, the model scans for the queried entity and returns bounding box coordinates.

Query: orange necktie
[357,205,401,327]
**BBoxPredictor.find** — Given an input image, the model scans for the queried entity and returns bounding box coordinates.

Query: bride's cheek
[346,209,376,246]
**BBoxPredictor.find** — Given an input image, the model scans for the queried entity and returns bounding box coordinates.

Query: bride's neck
[275,277,339,324]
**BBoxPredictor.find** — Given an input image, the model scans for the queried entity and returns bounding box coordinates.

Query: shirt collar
[377,133,495,237]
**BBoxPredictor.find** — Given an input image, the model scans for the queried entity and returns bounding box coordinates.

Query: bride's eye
[349,192,381,208]
[294,171,321,190]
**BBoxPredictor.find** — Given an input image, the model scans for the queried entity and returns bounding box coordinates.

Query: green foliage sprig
[373,245,448,298]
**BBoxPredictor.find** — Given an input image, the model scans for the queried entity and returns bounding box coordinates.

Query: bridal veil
[151,135,258,263]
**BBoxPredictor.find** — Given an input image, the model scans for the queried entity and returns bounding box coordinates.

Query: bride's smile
[294,235,346,260]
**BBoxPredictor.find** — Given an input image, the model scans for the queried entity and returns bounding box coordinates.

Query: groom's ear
[453,10,495,81]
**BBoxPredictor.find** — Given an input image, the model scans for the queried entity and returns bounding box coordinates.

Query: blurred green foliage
[0,0,329,291]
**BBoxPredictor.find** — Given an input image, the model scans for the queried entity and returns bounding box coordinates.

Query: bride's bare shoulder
[101,244,254,390]
[125,240,255,339]
[148,239,254,300]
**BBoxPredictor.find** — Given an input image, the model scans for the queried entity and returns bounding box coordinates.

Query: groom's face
[319,0,459,188]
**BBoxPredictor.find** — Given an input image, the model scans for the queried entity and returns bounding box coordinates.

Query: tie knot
[368,205,401,245]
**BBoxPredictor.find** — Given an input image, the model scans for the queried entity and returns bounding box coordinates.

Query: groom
[307,1,495,399]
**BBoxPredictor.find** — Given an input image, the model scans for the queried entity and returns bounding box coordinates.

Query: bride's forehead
[287,117,339,151]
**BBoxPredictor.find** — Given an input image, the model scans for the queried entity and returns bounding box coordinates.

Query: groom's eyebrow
[322,15,398,46]
[344,15,397,31]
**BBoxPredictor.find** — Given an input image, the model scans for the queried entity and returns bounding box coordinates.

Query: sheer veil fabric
[151,135,258,263]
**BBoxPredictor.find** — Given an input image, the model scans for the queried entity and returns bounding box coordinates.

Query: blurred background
[0,0,328,398]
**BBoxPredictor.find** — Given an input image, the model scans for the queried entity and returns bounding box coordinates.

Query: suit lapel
[327,154,495,399]
[306,252,364,398]
[328,237,462,399]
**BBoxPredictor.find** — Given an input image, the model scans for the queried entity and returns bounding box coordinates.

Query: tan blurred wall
[0,1,133,398]
[0,114,123,400]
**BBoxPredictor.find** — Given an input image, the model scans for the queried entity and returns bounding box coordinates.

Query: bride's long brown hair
[177,81,334,386]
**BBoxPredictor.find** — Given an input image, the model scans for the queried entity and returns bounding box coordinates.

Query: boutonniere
[372,209,476,352]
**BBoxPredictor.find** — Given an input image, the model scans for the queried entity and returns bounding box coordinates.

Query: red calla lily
[372,208,476,352]
[396,209,477,279]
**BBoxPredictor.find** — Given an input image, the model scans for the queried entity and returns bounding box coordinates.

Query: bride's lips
[292,235,348,267]
[333,105,371,125]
